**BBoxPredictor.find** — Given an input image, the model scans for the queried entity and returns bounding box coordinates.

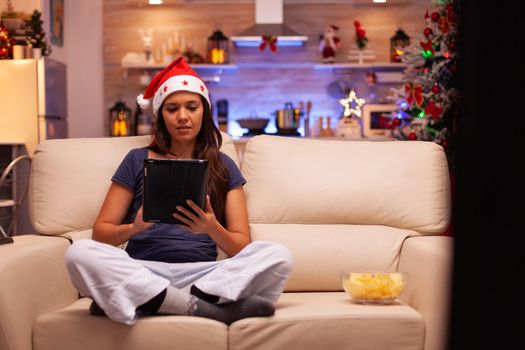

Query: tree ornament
[405,84,424,108]
[424,27,434,38]
[408,130,417,140]
[431,83,441,94]
[392,117,402,126]
[424,100,444,120]
[431,12,441,22]
[0,21,15,59]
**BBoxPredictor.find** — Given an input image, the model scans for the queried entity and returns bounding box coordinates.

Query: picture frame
[362,104,399,139]
[50,0,64,47]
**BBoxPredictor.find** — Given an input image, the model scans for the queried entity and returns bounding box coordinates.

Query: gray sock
[193,295,275,325]
[157,287,275,325]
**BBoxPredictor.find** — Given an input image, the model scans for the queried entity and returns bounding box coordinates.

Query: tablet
[143,158,209,224]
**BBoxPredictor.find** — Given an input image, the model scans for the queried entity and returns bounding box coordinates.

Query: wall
[104,0,433,137]
[42,0,105,138]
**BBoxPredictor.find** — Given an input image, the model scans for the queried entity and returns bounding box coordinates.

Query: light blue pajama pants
[65,239,293,325]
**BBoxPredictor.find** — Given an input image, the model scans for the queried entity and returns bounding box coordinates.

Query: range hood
[230,0,308,47]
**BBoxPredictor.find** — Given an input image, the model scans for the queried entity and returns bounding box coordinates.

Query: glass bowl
[342,272,406,305]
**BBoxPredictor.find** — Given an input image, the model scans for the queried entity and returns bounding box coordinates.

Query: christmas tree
[0,21,15,59]
[389,0,460,169]
[25,9,51,55]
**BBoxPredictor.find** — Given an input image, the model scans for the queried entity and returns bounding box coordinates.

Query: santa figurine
[319,25,342,63]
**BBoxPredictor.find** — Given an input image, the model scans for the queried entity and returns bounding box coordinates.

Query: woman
[65,57,293,326]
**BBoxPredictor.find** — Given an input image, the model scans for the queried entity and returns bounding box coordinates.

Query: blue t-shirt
[111,148,246,263]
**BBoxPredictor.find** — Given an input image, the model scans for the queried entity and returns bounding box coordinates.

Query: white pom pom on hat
[136,57,211,116]
[136,94,151,109]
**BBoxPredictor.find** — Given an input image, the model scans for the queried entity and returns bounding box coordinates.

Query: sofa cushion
[229,292,424,350]
[242,135,450,234]
[33,298,228,350]
[29,133,238,235]
[250,223,417,291]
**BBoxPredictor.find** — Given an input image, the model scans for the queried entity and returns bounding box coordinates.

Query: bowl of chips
[342,272,406,305]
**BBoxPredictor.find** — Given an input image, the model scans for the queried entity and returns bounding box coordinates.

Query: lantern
[390,27,410,63]
[207,28,229,64]
[109,100,132,137]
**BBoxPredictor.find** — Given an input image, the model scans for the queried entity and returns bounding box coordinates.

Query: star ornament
[339,89,365,118]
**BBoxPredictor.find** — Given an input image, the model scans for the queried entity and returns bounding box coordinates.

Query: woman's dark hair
[147,95,230,223]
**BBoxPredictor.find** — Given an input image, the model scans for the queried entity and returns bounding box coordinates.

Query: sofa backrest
[29,133,238,235]
[241,135,451,234]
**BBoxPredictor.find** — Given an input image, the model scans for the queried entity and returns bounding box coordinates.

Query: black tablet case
[143,158,209,224]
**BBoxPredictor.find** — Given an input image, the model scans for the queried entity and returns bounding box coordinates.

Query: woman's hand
[173,195,220,235]
[131,205,155,234]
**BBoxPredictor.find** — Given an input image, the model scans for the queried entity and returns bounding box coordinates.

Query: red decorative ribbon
[259,35,277,52]
[420,40,435,55]
[405,84,424,108]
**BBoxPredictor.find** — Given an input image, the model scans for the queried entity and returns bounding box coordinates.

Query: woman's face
[161,91,203,145]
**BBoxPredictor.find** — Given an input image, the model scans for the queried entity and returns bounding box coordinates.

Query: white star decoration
[339,89,365,118]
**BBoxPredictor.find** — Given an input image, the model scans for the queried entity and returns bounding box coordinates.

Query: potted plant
[25,9,51,58]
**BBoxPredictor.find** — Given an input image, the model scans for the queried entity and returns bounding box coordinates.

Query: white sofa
[0,133,453,350]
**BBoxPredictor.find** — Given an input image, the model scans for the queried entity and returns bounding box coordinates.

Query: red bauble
[441,139,448,149]
[431,12,440,22]
[408,131,417,140]
[448,41,456,51]
[423,27,433,37]
[432,83,441,94]
[392,118,402,126]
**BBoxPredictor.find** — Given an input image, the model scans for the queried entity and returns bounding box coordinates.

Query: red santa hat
[136,57,210,116]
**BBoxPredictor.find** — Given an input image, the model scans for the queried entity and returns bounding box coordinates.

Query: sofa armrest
[398,235,453,350]
[0,235,78,350]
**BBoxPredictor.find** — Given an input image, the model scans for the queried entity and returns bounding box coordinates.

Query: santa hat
[136,57,210,116]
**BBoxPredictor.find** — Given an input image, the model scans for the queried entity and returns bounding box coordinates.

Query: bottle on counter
[133,102,153,136]
[216,99,229,134]
[304,100,312,137]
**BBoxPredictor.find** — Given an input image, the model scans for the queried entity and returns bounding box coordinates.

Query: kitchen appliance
[0,58,68,156]
[230,0,308,47]
[236,117,270,136]
[274,102,301,136]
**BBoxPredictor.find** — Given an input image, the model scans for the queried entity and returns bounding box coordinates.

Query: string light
[339,89,365,118]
